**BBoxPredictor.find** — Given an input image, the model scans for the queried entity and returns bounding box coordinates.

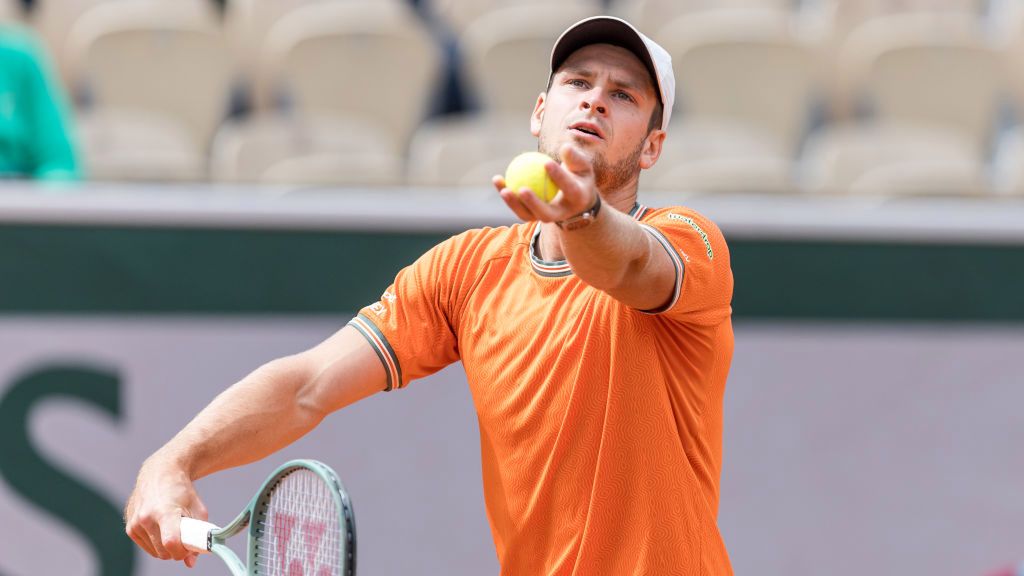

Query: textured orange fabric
[350,204,734,575]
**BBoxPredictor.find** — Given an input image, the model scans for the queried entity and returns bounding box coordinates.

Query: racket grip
[180,517,217,553]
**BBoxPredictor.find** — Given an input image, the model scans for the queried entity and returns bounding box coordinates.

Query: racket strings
[253,469,346,575]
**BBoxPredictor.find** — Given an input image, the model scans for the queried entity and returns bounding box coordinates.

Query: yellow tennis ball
[505,152,559,202]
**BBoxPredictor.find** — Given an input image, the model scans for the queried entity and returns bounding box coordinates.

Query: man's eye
[567,79,587,88]
[614,91,635,102]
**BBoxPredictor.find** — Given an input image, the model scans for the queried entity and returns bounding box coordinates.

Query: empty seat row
[6,0,1024,197]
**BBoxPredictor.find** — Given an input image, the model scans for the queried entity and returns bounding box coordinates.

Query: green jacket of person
[0,23,81,180]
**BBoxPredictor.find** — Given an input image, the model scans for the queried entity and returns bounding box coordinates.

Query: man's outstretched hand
[494,144,600,224]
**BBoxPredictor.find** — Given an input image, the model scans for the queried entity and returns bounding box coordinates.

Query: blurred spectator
[0,23,80,180]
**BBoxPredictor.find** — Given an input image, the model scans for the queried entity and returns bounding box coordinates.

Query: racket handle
[180,517,217,553]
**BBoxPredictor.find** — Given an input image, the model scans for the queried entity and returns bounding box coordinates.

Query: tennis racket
[180,459,356,576]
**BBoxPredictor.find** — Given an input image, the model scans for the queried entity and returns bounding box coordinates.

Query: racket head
[247,459,356,576]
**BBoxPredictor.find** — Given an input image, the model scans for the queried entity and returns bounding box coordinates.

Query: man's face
[532,43,665,192]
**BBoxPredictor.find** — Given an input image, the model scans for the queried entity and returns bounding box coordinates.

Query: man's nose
[580,91,607,115]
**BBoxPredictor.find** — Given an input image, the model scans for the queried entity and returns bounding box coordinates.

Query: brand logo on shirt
[667,214,713,260]
[370,290,397,316]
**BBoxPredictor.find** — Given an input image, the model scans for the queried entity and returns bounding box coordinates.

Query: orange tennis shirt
[350,203,734,575]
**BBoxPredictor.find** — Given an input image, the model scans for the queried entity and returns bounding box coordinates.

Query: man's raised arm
[494,144,677,311]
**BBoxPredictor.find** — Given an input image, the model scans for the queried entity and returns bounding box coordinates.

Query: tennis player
[125,15,734,575]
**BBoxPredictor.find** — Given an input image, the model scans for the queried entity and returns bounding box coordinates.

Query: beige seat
[223,0,319,96]
[407,113,537,187]
[798,3,978,119]
[836,12,1002,152]
[32,0,110,89]
[32,0,217,93]
[801,12,1000,198]
[77,109,207,181]
[645,119,795,194]
[225,0,412,110]
[827,10,995,121]
[427,0,603,36]
[609,0,793,34]
[654,9,818,156]
[800,122,986,196]
[211,115,403,186]
[65,0,231,181]
[459,4,604,119]
[260,1,442,158]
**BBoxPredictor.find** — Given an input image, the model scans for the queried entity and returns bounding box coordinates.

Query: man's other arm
[124,326,385,563]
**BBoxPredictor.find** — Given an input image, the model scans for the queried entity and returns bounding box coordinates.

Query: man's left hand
[493,143,599,223]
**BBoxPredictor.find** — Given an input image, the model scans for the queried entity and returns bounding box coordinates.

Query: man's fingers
[127,521,159,559]
[127,506,167,559]
[184,553,199,568]
[558,143,594,176]
[159,509,192,560]
[544,162,585,205]
[142,520,172,560]
[514,187,560,221]
[499,188,538,222]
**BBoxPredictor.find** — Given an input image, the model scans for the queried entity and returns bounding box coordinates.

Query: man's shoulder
[639,205,723,234]
[638,204,730,264]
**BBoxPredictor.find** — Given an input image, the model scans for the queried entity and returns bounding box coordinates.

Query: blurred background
[0,0,1022,575]
[4,0,1024,191]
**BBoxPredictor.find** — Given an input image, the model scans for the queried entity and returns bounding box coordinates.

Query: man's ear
[639,129,666,170]
[530,92,546,137]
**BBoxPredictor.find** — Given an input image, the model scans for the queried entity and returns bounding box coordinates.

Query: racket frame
[183,459,356,576]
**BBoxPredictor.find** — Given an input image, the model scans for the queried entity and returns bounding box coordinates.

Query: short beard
[538,136,645,193]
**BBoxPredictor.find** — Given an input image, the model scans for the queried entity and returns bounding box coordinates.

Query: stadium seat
[827,8,995,120]
[406,113,537,187]
[31,0,217,92]
[645,119,795,194]
[654,9,818,156]
[77,109,207,181]
[210,115,403,186]
[225,0,412,111]
[224,0,318,92]
[426,0,603,36]
[800,123,986,196]
[260,0,442,157]
[65,0,231,181]
[836,12,1003,152]
[459,3,603,119]
[608,0,793,35]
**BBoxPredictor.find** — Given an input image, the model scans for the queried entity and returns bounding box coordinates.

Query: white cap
[549,16,675,132]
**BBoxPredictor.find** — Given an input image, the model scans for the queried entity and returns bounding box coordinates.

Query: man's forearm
[150,356,326,480]
[560,205,653,292]
[125,326,384,562]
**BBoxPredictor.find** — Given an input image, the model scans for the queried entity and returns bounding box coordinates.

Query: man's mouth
[569,122,604,140]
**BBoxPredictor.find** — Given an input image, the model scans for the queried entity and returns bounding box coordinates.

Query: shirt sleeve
[638,207,733,326]
[348,234,466,391]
